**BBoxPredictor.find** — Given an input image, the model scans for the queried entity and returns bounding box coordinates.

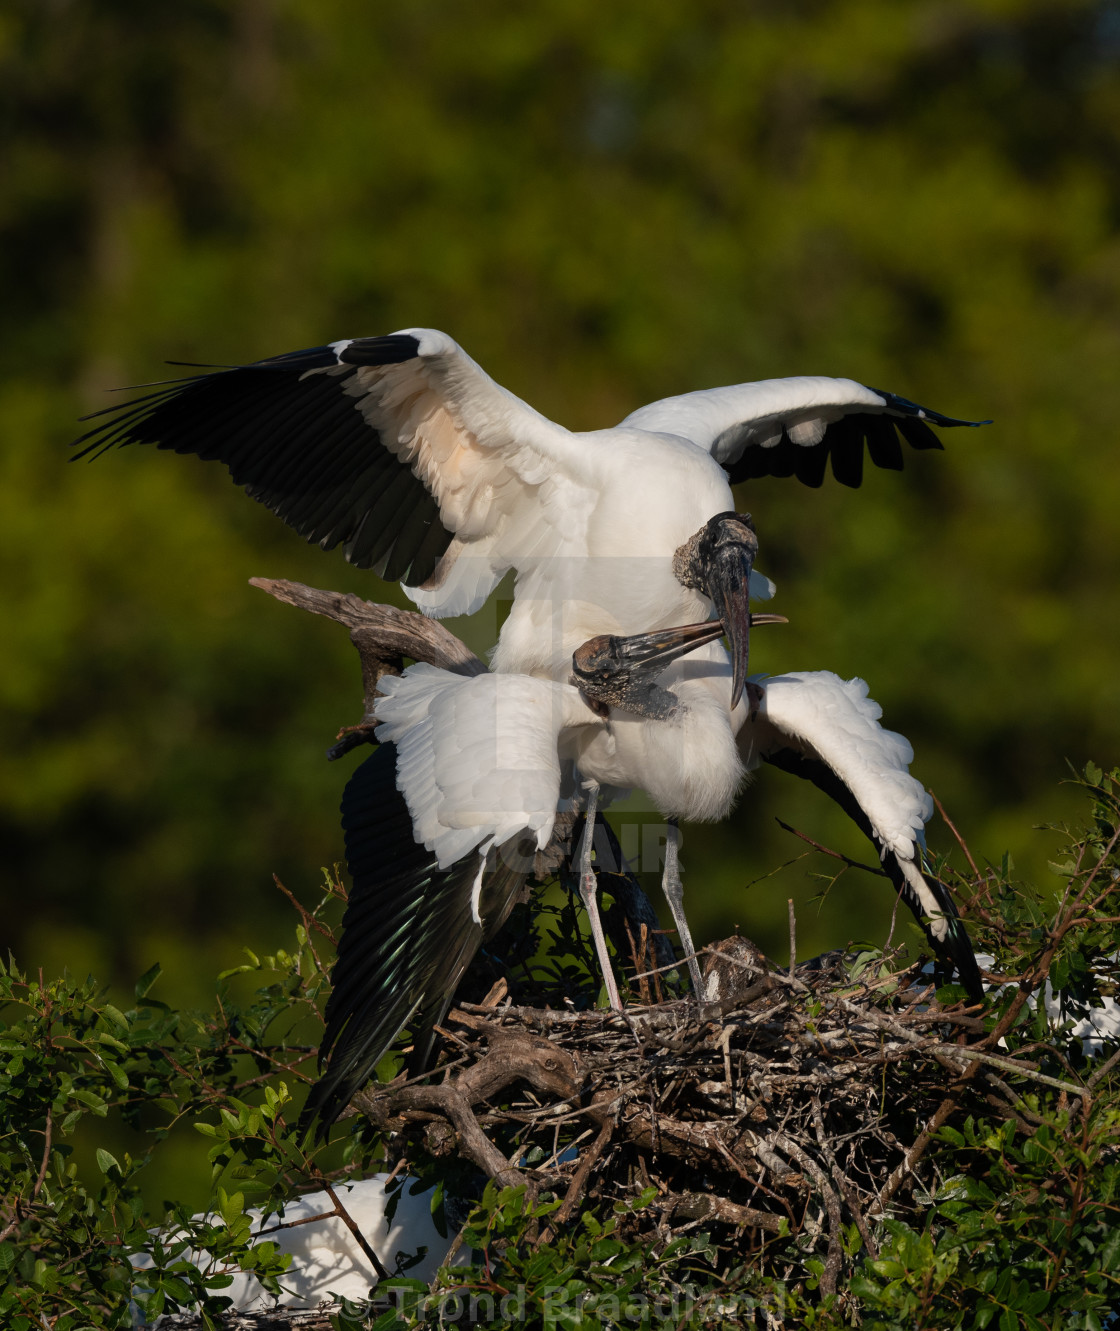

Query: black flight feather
[301,745,529,1139]
[762,747,983,1002]
[724,388,989,489]
[72,335,454,587]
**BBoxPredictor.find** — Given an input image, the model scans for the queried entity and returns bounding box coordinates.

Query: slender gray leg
[662,818,704,997]
[578,783,624,1011]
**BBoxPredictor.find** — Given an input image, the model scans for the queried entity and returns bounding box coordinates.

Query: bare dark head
[673,511,760,708]
[571,621,727,721]
[673,511,758,591]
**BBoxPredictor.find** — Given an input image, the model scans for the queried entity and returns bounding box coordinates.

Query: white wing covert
[740,670,983,1003]
[374,663,601,870]
[741,670,931,860]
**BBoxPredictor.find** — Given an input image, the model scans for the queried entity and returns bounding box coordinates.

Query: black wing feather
[301,745,528,1139]
[72,335,454,587]
[863,415,904,472]
[894,415,943,451]
[827,415,865,488]
[791,439,830,488]
[762,748,983,1001]
[724,388,988,489]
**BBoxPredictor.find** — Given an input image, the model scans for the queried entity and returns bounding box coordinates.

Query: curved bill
[591,613,788,678]
[705,533,757,710]
[606,618,728,672]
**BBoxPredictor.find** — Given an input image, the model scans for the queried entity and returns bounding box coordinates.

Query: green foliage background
[2,0,1119,1002]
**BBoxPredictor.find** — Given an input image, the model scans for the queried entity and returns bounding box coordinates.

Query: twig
[771,1134,843,1294]
[320,1181,391,1282]
[926,1046,1091,1100]
[775,820,887,878]
[874,1094,961,1214]
[537,1117,616,1244]
[1088,1045,1120,1090]
[0,1107,53,1244]
[658,1192,785,1234]
[811,1096,879,1260]
[930,791,980,879]
[272,874,335,957]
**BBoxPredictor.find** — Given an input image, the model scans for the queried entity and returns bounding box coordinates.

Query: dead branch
[249,577,487,684]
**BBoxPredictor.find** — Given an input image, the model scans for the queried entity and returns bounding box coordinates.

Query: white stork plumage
[132,1174,464,1312]
[74,326,987,688]
[302,649,982,1135]
[74,329,988,1132]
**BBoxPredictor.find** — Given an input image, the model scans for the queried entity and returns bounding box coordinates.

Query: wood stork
[74,331,986,1126]
[303,632,983,1137]
[73,327,988,693]
[303,613,738,1132]
[132,1174,462,1312]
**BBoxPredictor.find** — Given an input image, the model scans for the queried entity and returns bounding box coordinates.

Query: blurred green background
[3,0,1118,1006]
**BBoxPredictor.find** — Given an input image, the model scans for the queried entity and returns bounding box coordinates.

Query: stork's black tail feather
[763,750,983,1002]
[300,745,528,1141]
[885,859,984,1003]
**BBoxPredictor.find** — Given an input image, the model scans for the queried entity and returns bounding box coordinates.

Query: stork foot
[326,723,379,761]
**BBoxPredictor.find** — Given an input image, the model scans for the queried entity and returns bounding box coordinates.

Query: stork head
[672,511,760,709]
[572,621,727,720]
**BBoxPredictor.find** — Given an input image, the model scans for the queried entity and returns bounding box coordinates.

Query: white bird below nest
[131,1173,465,1317]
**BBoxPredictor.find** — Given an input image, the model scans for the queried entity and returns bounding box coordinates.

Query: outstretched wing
[739,670,982,1000]
[74,329,588,616]
[620,378,989,488]
[302,666,603,1136]
[373,663,601,869]
[301,743,530,1139]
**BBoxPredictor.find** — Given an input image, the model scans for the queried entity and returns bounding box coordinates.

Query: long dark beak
[604,614,787,679]
[706,529,758,710]
[607,619,727,673]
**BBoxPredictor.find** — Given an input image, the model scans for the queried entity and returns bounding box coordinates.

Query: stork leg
[577,784,624,1011]
[662,818,704,998]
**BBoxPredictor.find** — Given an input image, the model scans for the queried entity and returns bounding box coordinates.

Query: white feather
[375,666,602,869]
[619,377,887,466]
[131,1175,464,1313]
[740,670,932,861]
[319,329,784,650]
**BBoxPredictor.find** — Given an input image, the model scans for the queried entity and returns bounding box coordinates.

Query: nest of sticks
[254,581,1024,1272]
[156,942,1067,1331]
[350,941,1007,1294]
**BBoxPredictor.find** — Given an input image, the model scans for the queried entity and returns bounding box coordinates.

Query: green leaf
[218,1187,245,1228]
[104,1058,130,1090]
[95,1148,120,1175]
[100,1003,129,1035]
[134,962,162,1000]
[1098,1229,1120,1272]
